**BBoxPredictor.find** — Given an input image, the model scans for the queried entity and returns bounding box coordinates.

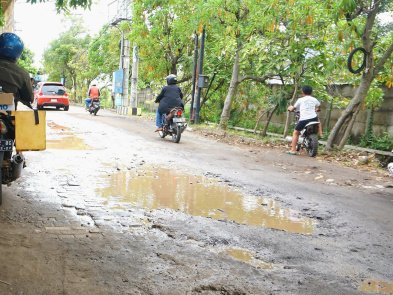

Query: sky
[14,0,116,67]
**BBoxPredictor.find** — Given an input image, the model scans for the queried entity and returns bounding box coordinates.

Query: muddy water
[46,120,92,150]
[46,136,92,150]
[222,247,272,269]
[359,280,393,294]
[97,167,315,234]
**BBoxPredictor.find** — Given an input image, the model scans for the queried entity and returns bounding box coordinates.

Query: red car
[34,82,70,111]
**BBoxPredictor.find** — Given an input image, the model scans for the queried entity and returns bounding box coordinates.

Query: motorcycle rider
[86,83,100,110]
[154,74,184,132]
[0,32,33,109]
[287,85,322,155]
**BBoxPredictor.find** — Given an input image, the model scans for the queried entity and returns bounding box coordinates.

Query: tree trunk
[283,83,298,138]
[323,98,333,133]
[261,104,278,137]
[325,73,373,150]
[338,106,361,149]
[364,107,374,140]
[219,44,241,130]
[253,109,268,133]
[325,2,380,151]
[71,76,78,104]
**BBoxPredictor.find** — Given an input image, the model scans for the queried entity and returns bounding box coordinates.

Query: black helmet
[166,74,177,85]
[0,33,24,61]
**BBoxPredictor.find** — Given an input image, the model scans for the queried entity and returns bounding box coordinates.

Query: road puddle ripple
[359,280,393,294]
[222,247,272,269]
[97,167,315,234]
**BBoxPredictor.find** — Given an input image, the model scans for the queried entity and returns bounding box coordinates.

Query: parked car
[34,82,69,111]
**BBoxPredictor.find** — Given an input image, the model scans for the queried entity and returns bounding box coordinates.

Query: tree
[88,26,120,77]
[18,47,37,75]
[42,18,91,102]
[205,0,274,130]
[27,0,92,12]
[326,0,393,150]
[131,0,198,87]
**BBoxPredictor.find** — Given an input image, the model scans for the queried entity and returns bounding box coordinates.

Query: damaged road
[0,107,392,295]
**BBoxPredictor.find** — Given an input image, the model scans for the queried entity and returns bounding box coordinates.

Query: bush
[359,132,393,152]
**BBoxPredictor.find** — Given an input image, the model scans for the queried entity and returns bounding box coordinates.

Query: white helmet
[388,162,393,176]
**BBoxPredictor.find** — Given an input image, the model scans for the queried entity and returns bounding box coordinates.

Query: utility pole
[111,18,131,115]
[195,27,206,124]
[130,45,139,113]
[190,33,198,123]
[122,38,130,114]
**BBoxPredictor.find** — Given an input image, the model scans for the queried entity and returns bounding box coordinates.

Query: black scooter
[89,100,100,116]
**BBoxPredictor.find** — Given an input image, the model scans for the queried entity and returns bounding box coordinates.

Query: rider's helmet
[0,32,24,61]
[166,74,177,85]
[388,162,393,176]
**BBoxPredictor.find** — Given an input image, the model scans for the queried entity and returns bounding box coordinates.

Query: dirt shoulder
[190,125,393,186]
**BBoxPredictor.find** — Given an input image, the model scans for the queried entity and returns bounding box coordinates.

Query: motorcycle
[0,89,46,205]
[157,107,187,143]
[0,111,25,205]
[294,111,320,157]
[388,150,393,177]
[89,100,100,116]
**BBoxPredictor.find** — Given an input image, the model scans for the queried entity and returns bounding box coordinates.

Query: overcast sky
[14,0,115,67]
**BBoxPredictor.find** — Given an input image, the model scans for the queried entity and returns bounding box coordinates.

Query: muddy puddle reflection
[359,280,393,294]
[97,167,314,234]
[46,120,92,150]
[222,247,272,269]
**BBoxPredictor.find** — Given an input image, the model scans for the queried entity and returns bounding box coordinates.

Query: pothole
[359,279,393,294]
[96,166,315,234]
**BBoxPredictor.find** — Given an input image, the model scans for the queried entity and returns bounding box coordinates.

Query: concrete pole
[195,27,206,124]
[130,45,139,110]
[190,33,198,123]
[119,31,124,69]
[122,39,130,114]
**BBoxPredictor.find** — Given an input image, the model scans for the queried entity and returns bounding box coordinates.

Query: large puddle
[359,280,393,294]
[97,167,315,234]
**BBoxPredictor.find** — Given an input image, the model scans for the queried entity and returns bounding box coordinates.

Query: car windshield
[42,84,65,95]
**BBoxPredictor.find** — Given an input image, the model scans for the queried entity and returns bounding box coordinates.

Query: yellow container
[14,110,46,151]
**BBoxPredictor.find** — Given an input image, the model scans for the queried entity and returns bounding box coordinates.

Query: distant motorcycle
[158,107,187,143]
[294,112,320,157]
[89,100,100,116]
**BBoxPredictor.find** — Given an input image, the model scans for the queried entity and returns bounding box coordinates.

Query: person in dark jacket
[155,74,184,132]
[0,32,33,109]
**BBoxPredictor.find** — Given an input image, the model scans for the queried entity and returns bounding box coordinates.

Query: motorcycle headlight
[0,120,7,135]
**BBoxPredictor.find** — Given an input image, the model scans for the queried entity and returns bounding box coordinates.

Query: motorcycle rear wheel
[172,125,181,143]
[307,134,319,157]
[0,151,3,205]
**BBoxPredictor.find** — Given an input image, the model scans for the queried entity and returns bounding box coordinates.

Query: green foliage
[0,6,3,27]
[359,132,393,152]
[17,47,37,75]
[365,83,384,109]
[43,18,92,102]
[26,0,92,12]
[88,26,120,77]
[24,0,392,149]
